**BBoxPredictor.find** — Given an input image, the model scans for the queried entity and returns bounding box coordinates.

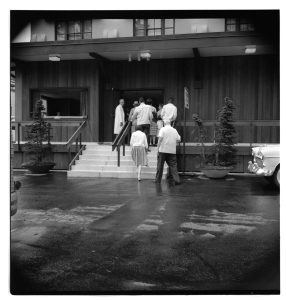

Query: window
[134,19,175,36]
[56,20,92,41]
[226,18,255,32]
[30,89,88,117]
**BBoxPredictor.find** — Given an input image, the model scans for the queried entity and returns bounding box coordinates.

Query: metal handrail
[66,120,87,150]
[112,121,132,167]
[68,144,86,170]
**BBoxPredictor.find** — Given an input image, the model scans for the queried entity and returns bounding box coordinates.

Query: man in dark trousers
[154,119,181,184]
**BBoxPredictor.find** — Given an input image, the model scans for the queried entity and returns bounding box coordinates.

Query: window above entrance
[56,20,92,41]
[134,19,175,37]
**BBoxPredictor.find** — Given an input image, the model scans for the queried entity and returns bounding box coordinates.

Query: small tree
[209,97,237,167]
[192,97,237,168]
[22,100,54,167]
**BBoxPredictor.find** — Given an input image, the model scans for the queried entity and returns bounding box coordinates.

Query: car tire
[272,165,280,188]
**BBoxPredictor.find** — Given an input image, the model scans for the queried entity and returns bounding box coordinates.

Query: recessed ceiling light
[245,45,256,54]
[49,54,61,61]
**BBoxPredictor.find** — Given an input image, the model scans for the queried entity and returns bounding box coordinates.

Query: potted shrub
[21,100,55,174]
[192,97,237,179]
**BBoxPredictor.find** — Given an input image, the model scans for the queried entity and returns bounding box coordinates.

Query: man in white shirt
[154,119,181,184]
[161,97,177,126]
[113,99,125,135]
[131,97,153,149]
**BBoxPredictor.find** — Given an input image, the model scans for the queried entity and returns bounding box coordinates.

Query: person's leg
[137,165,142,181]
[155,152,165,183]
[166,154,180,184]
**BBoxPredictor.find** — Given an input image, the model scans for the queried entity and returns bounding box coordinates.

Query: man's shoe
[175,181,181,185]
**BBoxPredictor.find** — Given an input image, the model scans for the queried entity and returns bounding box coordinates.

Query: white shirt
[130,130,148,148]
[161,103,177,122]
[158,125,181,154]
[132,103,153,125]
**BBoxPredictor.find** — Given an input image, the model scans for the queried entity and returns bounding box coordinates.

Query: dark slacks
[141,124,150,147]
[155,152,180,183]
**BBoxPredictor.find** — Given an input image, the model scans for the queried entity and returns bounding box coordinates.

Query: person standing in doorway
[130,125,149,181]
[131,97,153,150]
[156,103,164,140]
[129,100,139,134]
[161,97,177,127]
[114,99,125,136]
[154,119,181,184]
[146,98,157,146]
[127,100,139,145]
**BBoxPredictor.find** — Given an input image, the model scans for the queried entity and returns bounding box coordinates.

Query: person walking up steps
[154,119,181,184]
[130,125,149,181]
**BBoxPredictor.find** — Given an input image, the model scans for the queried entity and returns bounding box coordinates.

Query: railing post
[68,149,71,169]
[79,133,82,148]
[213,122,216,143]
[117,145,120,167]
[17,123,21,151]
[123,141,125,156]
[47,123,51,145]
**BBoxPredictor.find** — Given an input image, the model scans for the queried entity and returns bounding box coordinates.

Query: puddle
[180,209,278,235]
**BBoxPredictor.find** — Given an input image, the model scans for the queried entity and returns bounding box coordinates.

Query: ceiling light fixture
[140,51,151,61]
[49,54,61,62]
[245,45,256,54]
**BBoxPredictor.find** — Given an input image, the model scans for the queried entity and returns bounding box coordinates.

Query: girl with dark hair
[130,125,149,181]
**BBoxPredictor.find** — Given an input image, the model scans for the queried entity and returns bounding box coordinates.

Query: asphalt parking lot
[11,171,280,294]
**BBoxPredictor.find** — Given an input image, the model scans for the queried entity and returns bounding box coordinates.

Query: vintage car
[248,144,280,188]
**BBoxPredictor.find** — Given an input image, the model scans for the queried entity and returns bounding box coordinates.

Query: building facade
[11,11,279,171]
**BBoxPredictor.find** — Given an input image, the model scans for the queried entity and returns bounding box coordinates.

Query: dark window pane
[57,22,66,35]
[154,29,161,36]
[147,29,155,36]
[226,24,236,31]
[240,24,248,31]
[84,20,92,32]
[165,19,174,27]
[74,21,81,33]
[165,28,174,35]
[68,22,75,34]
[74,33,82,40]
[154,19,161,27]
[57,34,66,40]
[135,29,145,36]
[83,32,92,39]
[147,19,154,28]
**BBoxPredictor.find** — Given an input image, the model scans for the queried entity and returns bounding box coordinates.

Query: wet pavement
[11,171,280,294]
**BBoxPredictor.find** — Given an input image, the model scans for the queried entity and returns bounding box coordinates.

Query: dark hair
[146,98,152,105]
[138,97,145,103]
[135,125,143,132]
[168,97,174,103]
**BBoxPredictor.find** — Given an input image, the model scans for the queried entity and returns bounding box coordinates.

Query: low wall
[13,143,258,173]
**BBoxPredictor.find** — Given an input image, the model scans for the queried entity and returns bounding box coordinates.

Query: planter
[201,166,233,179]
[22,162,56,175]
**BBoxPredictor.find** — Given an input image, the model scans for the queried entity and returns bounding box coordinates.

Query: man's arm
[131,110,138,122]
[157,137,163,150]
[173,106,177,121]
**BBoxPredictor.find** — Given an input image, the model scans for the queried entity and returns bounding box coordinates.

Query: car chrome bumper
[248,161,272,176]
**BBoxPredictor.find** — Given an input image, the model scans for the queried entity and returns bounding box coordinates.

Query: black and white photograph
[8,6,281,296]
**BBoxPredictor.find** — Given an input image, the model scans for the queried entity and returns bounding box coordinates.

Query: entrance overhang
[11,32,276,62]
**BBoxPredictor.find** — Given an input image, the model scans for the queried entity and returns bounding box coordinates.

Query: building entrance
[120,89,164,120]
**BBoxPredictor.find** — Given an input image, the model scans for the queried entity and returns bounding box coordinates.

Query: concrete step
[67,170,166,179]
[71,164,163,172]
[76,160,159,167]
[80,154,158,161]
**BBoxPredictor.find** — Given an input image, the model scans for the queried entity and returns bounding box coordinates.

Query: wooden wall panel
[16,59,100,142]
[16,55,279,143]
[104,54,279,143]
